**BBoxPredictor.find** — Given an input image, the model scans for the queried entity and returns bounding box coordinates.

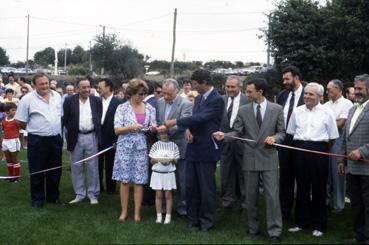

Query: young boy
[2,103,21,182]
[3,88,19,105]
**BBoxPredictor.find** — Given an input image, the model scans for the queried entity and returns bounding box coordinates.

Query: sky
[0,0,276,64]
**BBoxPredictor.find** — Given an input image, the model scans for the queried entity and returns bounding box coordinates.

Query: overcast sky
[1,0,276,64]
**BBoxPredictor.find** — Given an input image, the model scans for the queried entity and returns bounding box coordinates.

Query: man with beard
[276,66,304,220]
[338,74,369,243]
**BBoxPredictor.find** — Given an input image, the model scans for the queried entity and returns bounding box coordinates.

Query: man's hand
[157,125,168,133]
[185,130,193,143]
[264,136,276,145]
[337,162,345,176]
[164,119,177,128]
[348,149,362,161]
[212,131,225,141]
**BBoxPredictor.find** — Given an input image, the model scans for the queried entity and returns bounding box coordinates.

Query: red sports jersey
[2,118,20,139]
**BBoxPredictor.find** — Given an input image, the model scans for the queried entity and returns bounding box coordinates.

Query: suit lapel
[159,99,166,123]
[349,103,369,136]
[247,104,259,133]
[258,101,271,138]
[167,96,179,120]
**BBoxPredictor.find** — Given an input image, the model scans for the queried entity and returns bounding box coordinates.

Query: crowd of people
[1,66,369,244]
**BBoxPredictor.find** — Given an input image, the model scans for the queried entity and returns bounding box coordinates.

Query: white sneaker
[69,197,83,204]
[156,214,162,223]
[90,199,98,205]
[288,227,302,232]
[345,197,351,203]
[312,230,323,237]
[164,215,171,224]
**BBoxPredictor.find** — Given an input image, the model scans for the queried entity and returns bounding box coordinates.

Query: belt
[152,170,175,174]
[79,129,95,134]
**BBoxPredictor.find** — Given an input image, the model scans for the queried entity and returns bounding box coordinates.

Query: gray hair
[354,74,369,88]
[226,75,243,87]
[330,79,343,91]
[306,82,324,96]
[162,78,179,90]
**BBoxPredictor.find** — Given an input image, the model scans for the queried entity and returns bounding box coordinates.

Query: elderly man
[63,78,102,205]
[287,82,339,237]
[219,75,249,210]
[324,79,353,213]
[276,65,304,220]
[214,78,285,244]
[15,73,63,208]
[338,74,369,243]
[156,78,193,216]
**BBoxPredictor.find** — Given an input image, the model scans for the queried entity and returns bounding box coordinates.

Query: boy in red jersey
[2,103,21,182]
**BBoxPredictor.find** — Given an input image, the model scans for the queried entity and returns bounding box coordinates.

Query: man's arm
[168,100,193,135]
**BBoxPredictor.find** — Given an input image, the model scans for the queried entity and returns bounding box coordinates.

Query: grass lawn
[0,150,353,244]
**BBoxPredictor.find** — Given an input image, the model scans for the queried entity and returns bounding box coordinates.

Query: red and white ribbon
[0,145,115,180]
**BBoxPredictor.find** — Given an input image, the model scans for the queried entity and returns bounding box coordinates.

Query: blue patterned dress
[112,101,157,184]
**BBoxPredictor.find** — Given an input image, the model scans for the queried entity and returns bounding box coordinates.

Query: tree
[34,47,55,66]
[57,48,72,67]
[0,47,10,66]
[70,45,85,65]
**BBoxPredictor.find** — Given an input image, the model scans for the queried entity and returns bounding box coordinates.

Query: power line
[181,11,264,15]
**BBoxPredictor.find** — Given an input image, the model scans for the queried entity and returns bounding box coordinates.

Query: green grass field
[0,150,354,244]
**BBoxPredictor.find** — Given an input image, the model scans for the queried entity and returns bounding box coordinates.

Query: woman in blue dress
[112,79,157,222]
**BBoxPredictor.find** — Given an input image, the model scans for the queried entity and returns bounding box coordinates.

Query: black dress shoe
[32,202,44,208]
[187,223,200,229]
[269,236,281,244]
[247,231,260,239]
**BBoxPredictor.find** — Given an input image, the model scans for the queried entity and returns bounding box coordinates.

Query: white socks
[156,214,171,224]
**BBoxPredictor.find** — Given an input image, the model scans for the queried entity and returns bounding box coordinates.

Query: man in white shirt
[324,79,353,213]
[287,82,339,237]
[63,79,102,205]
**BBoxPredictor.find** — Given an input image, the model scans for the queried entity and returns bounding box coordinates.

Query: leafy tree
[57,48,72,67]
[0,47,10,66]
[34,47,55,66]
[70,45,85,65]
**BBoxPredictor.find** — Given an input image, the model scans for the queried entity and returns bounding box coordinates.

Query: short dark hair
[77,77,90,87]
[181,79,191,86]
[4,102,17,112]
[5,88,14,94]
[154,81,162,90]
[99,78,114,92]
[145,80,155,95]
[282,65,302,80]
[19,77,27,83]
[7,74,15,80]
[247,78,269,96]
[330,79,344,91]
[191,69,213,85]
[32,72,49,85]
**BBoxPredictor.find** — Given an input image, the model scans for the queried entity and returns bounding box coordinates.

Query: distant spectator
[186,90,199,104]
[5,74,21,98]
[345,87,356,104]
[50,83,57,91]
[121,82,129,98]
[180,79,193,98]
[18,77,33,92]
[56,87,64,97]
[154,81,163,100]
[3,89,19,105]
[19,86,30,100]
[115,89,125,100]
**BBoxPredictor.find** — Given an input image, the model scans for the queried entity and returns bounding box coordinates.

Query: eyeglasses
[138,92,147,96]
[155,90,162,94]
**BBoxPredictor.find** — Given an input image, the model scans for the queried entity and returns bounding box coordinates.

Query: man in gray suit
[214,78,285,244]
[220,75,249,210]
[338,74,369,243]
[156,78,193,216]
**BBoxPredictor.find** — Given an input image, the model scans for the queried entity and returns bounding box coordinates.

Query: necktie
[256,104,262,127]
[200,94,205,104]
[286,92,295,127]
[227,97,234,121]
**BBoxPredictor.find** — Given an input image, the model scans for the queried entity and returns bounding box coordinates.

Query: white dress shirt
[79,97,94,131]
[101,94,113,124]
[324,96,353,120]
[227,92,241,128]
[287,103,339,142]
[349,100,369,134]
[252,99,267,120]
[283,84,303,125]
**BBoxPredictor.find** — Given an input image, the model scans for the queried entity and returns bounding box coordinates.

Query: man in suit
[97,78,125,194]
[220,75,249,210]
[214,78,285,243]
[156,78,193,216]
[164,69,224,232]
[338,74,369,243]
[63,78,102,205]
[276,65,304,220]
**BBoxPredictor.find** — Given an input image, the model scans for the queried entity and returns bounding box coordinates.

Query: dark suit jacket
[276,87,304,108]
[220,93,249,154]
[63,94,102,152]
[177,89,224,162]
[100,97,125,149]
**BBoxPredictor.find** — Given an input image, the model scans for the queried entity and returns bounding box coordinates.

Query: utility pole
[100,25,106,75]
[26,14,30,75]
[267,13,271,67]
[89,40,92,72]
[64,43,67,71]
[170,8,177,78]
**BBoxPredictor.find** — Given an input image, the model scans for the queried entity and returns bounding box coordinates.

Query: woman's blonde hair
[125,79,149,97]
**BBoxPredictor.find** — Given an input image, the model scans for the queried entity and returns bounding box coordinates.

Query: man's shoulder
[267,101,283,111]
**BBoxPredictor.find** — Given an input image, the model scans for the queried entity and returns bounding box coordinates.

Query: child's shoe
[155,213,162,223]
[164,214,171,224]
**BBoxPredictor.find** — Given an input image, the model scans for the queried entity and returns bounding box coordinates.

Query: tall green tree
[57,48,72,67]
[34,47,55,66]
[70,45,85,65]
[0,47,10,66]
